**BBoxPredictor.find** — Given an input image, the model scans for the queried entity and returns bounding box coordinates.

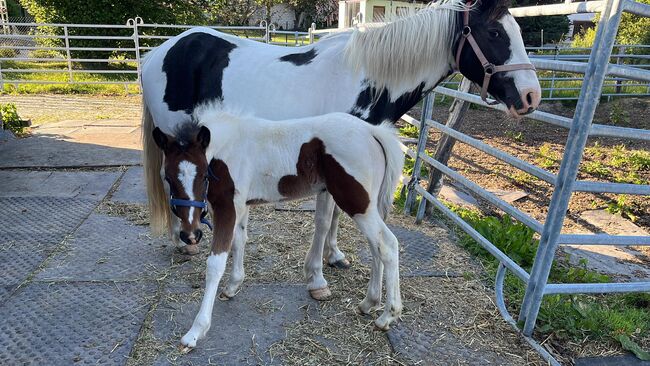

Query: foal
[153,109,404,351]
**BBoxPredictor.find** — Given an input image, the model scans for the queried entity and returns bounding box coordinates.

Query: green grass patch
[398,124,419,139]
[442,203,650,359]
[536,143,560,169]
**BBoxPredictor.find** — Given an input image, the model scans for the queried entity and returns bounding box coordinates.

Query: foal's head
[153,124,211,245]
[456,0,541,116]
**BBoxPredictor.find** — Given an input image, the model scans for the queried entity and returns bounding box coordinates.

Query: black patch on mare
[349,82,427,125]
[279,48,318,66]
[162,32,237,113]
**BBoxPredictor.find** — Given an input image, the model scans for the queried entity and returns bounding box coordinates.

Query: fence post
[614,45,625,97]
[129,17,143,92]
[63,25,73,83]
[415,78,473,223]
[309,22,316,44]
[518,0,626,336]
[404,92,434,215]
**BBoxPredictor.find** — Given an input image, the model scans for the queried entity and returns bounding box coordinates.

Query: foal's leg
[324,205,351,269]
[179,201,241,352]
[304,191,334,300]
[220,207,249,300]
[353,210,402,330]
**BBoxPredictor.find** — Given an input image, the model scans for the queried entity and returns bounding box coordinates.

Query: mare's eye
[490,30,500,38]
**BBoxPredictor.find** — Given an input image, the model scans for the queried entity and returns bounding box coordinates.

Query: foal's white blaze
[498,15,542,113]
[181,252,227,349]
[178,160,197,223]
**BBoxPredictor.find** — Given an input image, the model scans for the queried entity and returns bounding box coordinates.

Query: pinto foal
[153,110,405,351]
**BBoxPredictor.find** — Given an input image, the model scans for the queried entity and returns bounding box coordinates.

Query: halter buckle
[462,26,471,37]
[484,63,495,75]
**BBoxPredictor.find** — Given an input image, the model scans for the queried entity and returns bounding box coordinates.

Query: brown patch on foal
[207,159,236,255]
[277,138,370,217]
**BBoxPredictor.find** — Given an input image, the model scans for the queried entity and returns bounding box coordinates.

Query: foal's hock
[154,110,404,352]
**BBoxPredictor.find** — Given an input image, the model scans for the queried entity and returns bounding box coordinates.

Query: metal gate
[403,0,650,364]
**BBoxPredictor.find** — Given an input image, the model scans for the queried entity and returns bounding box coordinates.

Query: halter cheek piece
[169,165,219,231]
[455,1,535,105]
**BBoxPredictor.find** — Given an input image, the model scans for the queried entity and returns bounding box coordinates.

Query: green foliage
[513,0,569,45]
[606,194,639,222]
[7,0,24,17]
[609,102,630,125]
[610,145,650,171]
[403,155,428,179]
[573,0,650,50]
[536,143,560,169]
[0,103,26,135]
[508,171,538,185]
[505,130,524,142]
[398,124,419,139]
[583,161,612,178]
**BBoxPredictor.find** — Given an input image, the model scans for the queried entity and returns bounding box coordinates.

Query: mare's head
[455,0,541,116]
[153,123,211,245]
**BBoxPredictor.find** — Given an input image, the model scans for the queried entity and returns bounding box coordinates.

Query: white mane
[344,0,468,93]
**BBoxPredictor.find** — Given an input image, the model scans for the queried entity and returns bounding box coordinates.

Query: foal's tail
[142,97,170,236]
[371,122,404,220]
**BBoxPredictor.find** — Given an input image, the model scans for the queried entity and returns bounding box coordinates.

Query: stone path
[0,109,547,365]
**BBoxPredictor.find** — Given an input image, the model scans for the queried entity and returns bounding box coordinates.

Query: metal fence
[403,0,650,364]
[0,18,313,92]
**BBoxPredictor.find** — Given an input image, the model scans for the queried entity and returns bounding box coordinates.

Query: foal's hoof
[309,287,332,301]
[328,258,351,269]
[180,244,200,256]
[218,291,233,301]
[178,344,194,354]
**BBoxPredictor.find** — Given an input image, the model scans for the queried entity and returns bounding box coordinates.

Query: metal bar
[509,1,605,17]
[63,26,73,83]
[404,92,434,214]
[412,183,531,282]
[3,22,133,28]
[418,151,545,233]
[559,234,650,245]
[1,69,137,74]
[520,0,626,337]
[434,87,650,141]
[623,0,650,16]
[544,282,650,295]
[573,180,650,195]
[532,59,650,83]
[426,119,557,185]
[1,79,138,85]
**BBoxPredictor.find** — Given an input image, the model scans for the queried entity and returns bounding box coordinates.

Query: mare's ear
[197,126,211,150]
[477,0,496,12]
[152,127,170,150]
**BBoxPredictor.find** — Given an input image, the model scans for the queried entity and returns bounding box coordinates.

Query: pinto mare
[142,0,541,266]
[152,109,404,351]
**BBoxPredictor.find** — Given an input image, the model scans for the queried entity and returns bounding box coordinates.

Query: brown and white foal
[153,108,404,352]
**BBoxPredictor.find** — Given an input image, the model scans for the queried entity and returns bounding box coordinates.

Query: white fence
[0,18,649,100]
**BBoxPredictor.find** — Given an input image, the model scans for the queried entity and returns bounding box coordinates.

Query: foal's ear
[152,127,169,150]
[197,126,211,150]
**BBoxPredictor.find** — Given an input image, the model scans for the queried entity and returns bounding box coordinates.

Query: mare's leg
[304,191,334,300]
[220,207,249,300]
[324,205,351,269]
[353,210,402,330]
[179,200,241,351]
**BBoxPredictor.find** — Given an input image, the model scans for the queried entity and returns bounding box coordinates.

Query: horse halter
[455,1,536,105]
[169,165,218,231]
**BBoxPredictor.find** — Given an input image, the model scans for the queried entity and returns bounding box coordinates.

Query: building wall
[250,3,296,30]
[339,0,427,28]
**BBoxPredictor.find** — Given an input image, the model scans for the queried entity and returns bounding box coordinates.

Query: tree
[210,0,258,26]
[290,0,338,29]
[513,0,570,46]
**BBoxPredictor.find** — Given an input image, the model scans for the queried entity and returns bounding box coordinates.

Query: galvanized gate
[403,0,650,364]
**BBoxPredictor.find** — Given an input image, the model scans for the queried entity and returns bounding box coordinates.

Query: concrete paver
[111,167,147,205]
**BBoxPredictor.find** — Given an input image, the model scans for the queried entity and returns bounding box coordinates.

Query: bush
[0,103,28,135]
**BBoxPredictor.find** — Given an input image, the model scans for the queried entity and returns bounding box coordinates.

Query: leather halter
[169,164,219,230]
[455,2,536,105]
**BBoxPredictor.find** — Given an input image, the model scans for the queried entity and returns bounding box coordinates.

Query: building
[338,0,429,28]
[567,12,597,39]
[249,3,296,30]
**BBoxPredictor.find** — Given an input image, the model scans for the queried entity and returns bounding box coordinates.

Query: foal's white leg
[180,251,228,351]
[305,191,334,300]
[357,235,383,315]
[324,205,350,269]
[354,210,402,330]
[220,208,249,300]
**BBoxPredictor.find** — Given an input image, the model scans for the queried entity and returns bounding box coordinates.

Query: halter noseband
[455,1,535,105]
[169,164,219,231]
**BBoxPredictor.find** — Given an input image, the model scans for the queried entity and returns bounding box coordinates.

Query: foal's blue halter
[169,165,219,231]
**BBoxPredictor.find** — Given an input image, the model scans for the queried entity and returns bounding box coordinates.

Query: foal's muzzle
[180,229,203,245]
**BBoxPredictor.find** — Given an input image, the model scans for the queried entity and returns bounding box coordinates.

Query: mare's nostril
[195,229,203,243]
[526,92,533,105]
[179,231,191,245]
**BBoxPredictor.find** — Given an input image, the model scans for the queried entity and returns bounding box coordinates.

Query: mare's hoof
[309,287,332,301]
[328,258,351,269]
[180,244,200,256]
[178,344,194,354]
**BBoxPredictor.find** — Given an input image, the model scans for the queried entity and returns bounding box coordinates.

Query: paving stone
[575,354,650,366]
[36,213,170,282]
[153,283,318,365]
[0,170,119,199]
[439,185,479,207]
[0,135,141,168]
[0,281,154,366]
[111,166,147,205]
[359,225,460,277]
[581,210,648,237]
[488,189,528,203]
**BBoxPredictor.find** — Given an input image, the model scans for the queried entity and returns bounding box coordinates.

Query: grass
[444,203,650,360]
[582,143,649,185]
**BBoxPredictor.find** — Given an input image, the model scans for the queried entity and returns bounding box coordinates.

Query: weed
[583,161,612,178]
[536,143,561,169]
[505,130,524,142]
[508,171,538,185]
[0,103,27,135]
[606,195,639,222]
[610,145,650,172]
[398,124,419,139]
[585,142,606,160]
[609,101,630,125]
